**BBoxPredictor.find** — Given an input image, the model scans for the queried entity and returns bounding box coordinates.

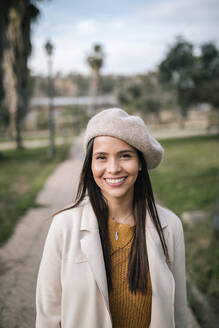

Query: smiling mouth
[104,177,127,184]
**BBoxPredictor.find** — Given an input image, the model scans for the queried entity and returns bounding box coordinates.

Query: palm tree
[87,43,104,110]
[0,0,39,148]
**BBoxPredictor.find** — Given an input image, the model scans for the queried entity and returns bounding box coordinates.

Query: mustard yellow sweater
[108,218,152,328]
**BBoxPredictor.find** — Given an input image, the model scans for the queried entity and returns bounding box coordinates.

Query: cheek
[91,162,104,179]
[125,161,140,176]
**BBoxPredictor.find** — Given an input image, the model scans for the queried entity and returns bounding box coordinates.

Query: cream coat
[36,200,187,328]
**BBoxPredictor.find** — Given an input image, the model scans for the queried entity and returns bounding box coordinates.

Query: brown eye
[96,155,106,160]
[121,153,131,158]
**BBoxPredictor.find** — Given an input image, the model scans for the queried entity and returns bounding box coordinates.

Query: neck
[106,195,135,225]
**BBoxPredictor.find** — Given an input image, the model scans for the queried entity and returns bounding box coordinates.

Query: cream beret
[84,108,164,169]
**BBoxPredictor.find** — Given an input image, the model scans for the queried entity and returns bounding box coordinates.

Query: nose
[106,158,121,174]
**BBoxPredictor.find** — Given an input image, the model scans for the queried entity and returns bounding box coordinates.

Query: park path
[0,135,199,327]
[0,136,83,327]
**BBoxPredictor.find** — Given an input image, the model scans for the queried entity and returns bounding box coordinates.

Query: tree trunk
[1,1,34,149]
[179,105,187,129]
[2,23,18,142]
[2,6,23,147]
[16,117,23,149]
[89,67,99,113]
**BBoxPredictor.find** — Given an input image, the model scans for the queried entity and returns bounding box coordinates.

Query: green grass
[150,134,219,319]
[0,143,72,246]
[150,135,219,215]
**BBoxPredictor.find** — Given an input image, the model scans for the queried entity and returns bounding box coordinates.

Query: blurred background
[0,0,219,327]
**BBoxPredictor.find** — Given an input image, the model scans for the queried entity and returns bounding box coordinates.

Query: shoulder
[42,199,93,258]
[156,204,184,236]
[155,204,185,259]
[51,198,90,235]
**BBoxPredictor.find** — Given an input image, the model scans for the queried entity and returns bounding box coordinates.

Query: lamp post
[44,39,55,158]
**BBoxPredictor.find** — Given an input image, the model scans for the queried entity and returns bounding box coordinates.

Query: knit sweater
[108,217,152,328]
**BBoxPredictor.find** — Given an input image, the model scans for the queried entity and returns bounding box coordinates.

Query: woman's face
[91,136,141,203]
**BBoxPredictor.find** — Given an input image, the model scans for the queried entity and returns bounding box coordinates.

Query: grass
[150,135,219,215]
[150,134,219,323]
[0,143,72,246]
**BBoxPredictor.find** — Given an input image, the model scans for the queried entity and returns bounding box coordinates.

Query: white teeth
[105,177,125,184]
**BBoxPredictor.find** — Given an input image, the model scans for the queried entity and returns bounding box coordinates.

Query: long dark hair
[60,138,169,295]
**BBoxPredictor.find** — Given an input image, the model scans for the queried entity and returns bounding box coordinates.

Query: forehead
[93,136,135,152]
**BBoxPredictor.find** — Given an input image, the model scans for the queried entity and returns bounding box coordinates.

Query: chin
[103,189,133,201]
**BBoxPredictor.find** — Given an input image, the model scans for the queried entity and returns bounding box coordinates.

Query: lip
[104,177,127,187]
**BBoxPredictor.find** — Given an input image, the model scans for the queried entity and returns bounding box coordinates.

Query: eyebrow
[93,149,135,156]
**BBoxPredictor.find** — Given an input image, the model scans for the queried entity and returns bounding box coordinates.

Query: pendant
[115,231,119,240]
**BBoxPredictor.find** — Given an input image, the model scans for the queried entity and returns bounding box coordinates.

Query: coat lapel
[146,211,175,327]
[79,201,110,312]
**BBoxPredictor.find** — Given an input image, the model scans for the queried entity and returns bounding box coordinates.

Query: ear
[139,163,142,171]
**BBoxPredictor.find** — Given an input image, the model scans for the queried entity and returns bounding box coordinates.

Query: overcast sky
[29,0,219,76]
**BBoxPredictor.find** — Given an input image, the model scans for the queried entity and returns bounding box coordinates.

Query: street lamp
[44,39,55,158]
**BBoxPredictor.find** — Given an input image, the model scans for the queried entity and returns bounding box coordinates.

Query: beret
[84,108,164,169]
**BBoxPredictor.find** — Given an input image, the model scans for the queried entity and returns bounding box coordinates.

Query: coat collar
[80,198,168,231]
[79,198,99,231]
[147,204,168,230]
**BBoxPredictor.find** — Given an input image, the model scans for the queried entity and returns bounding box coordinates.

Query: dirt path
[0,137,83,327]
[0,135,199,327]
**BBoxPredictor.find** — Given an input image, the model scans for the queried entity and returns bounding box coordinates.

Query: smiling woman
[36,108,187,328]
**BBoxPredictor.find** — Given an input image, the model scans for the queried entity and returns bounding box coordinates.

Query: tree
[195,43,219,108]
[159,36,196,121]
[0,0,40,148]
[118,73,166,123]
[87,43,104,109]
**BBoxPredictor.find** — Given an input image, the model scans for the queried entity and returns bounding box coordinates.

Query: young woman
[36,108,187,328]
